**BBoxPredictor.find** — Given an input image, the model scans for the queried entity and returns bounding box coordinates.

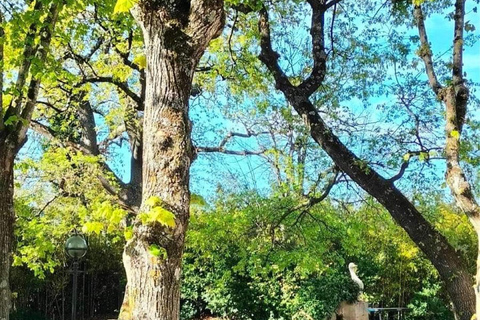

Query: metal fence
[368,307,410,320]
[11,261,124,320]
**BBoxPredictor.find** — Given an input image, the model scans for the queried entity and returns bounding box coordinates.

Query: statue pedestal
[331,301,369,320]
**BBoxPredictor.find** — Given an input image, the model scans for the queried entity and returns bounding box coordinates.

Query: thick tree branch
[8,0,43,117]
[441,3,479,301]
[418,0,477,233]
[452,0,466,86]
[13,2,60,149]
[37,100,66,113]
[328,2,337,56]
[219,130,269,148]
[388,160,409,183]
[30,120,57,140]
[306,164,337,196]
[414,5,442,94]
[258,7,294,93]
[196,130,269,156]
[196,146,265,156]
[307,167,339,205]
[444,86,479,218]
[80,76,143,109]
[297,0,328,96]
[31,120,90,154]
[448,0,468,134]
[187,0,225,58]
[114,45,141,72]
[231,4,255,14]
[325,0,342,10]
[388,148,441,182]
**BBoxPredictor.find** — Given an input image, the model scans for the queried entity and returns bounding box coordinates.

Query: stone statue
[348,262,364,294]
[330,263,368,320]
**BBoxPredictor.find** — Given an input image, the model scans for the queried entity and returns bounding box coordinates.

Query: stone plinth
[331,301,369,320]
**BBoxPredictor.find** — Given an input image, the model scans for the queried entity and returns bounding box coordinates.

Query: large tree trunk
[443,85,480,318]
[120,36,194,320]
[118,1,224,319]
[0,145,15,320]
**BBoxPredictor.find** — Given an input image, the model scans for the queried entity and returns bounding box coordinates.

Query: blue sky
[189,1,480,201]
[17,0,479,204]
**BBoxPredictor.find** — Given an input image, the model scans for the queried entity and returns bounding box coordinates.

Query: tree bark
[119,36,194,320]
[443,82,479,319]
[0,144,14,320]
[118,1,224,319]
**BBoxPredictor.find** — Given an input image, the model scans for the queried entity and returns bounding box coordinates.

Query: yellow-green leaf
[403,153,411,162]
[146,196,163,207]
[113,0,137,13]
[149,207,176,228]
[191,194,207,206]
[138,213,149,224]
[133,54,147,69]
[148,244,161,257]
[451,130,460,140]
[82,221,104,235]
[419,152,428,162]
[148,244,166,258]
[124,227,133,240]
[13,256,23,266]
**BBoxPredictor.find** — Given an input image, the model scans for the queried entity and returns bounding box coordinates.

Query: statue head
[348,262,358,272]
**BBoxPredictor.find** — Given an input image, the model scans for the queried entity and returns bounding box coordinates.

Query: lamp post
[65,233,88,320]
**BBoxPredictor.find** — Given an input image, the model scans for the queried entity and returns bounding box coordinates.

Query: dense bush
[180,192,472,320]
[11,190,471,320]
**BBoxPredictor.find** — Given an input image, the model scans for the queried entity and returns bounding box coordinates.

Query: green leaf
[149,207,176,228]
[138,213,149,224]
[4,115,21,126]
[82,221,104,235]
[148,244,162,257]
[465,21,476,32]
[146,196,163,207]
[419,152,428,162]
[403,153,411,162]
[124,227,133,240]
[451,130,460,140]
[191,194,207,206]
[133,54,146,69]
[113,0,137,13]
[13,256,23,266]
[148,244,167,258]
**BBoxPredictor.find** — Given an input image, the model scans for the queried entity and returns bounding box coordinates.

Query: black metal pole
[72,260,79,320]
